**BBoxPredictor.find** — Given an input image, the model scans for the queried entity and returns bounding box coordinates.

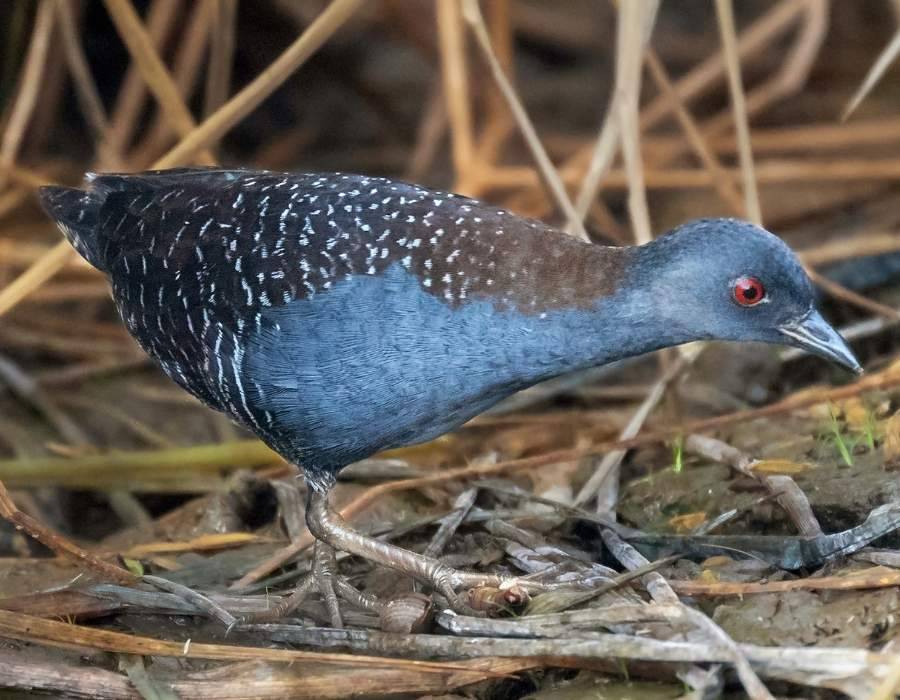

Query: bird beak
[779,309,862,374]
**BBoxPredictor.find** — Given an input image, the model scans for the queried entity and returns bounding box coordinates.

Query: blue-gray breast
[40,168,859,482]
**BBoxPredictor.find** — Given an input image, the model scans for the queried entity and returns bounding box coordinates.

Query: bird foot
[305,488,548,617]
[242,541,381,628]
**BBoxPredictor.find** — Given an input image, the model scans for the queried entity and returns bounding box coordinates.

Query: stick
[0,480,135,584]
[715,0,762,224]
[462,0,589,241]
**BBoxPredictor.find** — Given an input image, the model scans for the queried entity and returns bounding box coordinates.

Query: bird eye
[733,276,765,306]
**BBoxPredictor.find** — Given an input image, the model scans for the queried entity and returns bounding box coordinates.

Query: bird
[40,167,860,624]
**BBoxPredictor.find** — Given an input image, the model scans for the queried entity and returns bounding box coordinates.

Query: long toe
[240,543,381,625]
[312,541,344,628]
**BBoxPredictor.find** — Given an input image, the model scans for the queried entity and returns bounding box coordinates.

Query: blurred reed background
[1,1,900,697]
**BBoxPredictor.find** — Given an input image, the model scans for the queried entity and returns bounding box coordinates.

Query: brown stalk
[104,0,182,160]
[800,233,900,267]
[0,439,280,488]
[53,0,120,168]
[0,0,56,190]
[614,0,657,245]
[0,238,73,267]
[203,0,238,117]
[644,50,745,216]
[480,0,513,157]
[570,1,658,234]
[842,31,900,121]
[806,267,900,321]
[461,0,589,241]
[0,164,57,189]
[715,0,762,225]
[153,0,365,168]
[483,158,900,190]
[57,394,176,449]
[437,0,475,191]
[0,187,32,222]
[0,241,74,319]
[642,0,809,132]
[664,0,827,168]
[670,568,900,596]
[102,0,217,164]
[0,609,503,677]
[405,81,447,181]
[0,651,528,699]
[570,108,618,232]
[469,1,518,174]
[0,480,135,584]
[568,0,821,182]
[643,116,900,158]
[126,0,213,168]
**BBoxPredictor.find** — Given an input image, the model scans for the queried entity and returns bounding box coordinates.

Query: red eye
[733,276,765,306]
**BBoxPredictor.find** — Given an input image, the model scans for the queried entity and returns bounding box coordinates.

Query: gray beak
[779,309,862,374]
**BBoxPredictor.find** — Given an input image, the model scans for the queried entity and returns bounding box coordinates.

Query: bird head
[633,218,861,373]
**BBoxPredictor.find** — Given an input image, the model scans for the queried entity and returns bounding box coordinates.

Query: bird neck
[514,301,674,383]
[509,242,694,382]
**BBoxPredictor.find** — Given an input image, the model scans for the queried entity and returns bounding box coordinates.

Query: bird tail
[39,185,106,271]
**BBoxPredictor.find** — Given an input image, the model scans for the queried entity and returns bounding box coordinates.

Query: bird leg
[243,539,381,627]
[305,487,537,612]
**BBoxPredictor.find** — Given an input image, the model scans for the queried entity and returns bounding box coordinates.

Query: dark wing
[94,170,291,417]
[88,166,250,191]
[91,169,612,450]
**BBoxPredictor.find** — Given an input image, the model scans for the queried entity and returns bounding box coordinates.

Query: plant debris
[1,2,900,698]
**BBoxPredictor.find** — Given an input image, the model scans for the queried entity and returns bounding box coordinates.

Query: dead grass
[0,1,899,698]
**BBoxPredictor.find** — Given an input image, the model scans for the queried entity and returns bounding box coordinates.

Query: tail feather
[39,186,106,271]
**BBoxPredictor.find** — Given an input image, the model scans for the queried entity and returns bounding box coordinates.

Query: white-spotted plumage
[41,168,626,462]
